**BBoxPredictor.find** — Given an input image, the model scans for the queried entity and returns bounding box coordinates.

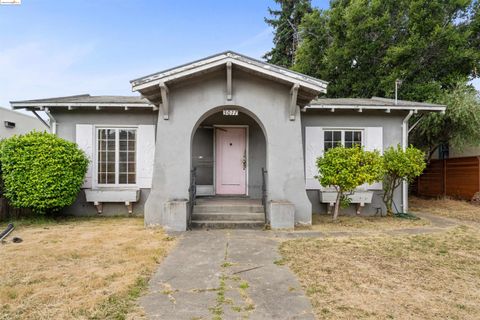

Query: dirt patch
[280,226,480,319]
[0,217,175,320]
[299,214,428,232]
[410,196,480,223]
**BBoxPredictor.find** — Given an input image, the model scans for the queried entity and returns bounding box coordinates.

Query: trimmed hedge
[0,131,89,213]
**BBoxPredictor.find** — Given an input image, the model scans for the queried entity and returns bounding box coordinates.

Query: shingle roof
[10,94,153,109]
[130,50,328,94]
[11,94,149,105]
[309,96,445,111]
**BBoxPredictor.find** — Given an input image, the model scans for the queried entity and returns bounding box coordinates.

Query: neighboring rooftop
[308,96,446,111]
[10,94,154,110]
[0,106,38,118]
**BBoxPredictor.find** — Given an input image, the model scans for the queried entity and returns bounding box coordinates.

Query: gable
[130,51,328,111]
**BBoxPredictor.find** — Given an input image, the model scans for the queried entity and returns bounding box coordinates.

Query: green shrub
[316,146,384,220]
[0,131,89,213]
[382,145,426,215]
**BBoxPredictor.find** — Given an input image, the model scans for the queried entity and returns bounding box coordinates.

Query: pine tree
[264,0,312,68]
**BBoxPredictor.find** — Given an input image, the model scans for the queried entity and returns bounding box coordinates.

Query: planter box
[319,191,373,205]
[319,190,373,215]
[84,188,140,214]
[85,188,140,203]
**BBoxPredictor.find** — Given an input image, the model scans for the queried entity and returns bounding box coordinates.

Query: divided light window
[324,129,362,151]
[97,128,136,185]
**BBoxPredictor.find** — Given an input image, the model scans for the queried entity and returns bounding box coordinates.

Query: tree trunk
[333,189,342,221]
[386,197,393,216]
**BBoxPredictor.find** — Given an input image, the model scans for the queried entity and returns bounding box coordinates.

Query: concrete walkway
[141,212,467,319]
[141,230,315,320]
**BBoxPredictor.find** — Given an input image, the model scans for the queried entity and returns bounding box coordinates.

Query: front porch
[190,197,265,229]
[189,110,268,228]
[191,110,266,198]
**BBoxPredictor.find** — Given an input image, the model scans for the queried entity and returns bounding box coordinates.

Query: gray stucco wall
[51,109,157,216]
[146,68,312,227]
[301,109,406,216]
[47,84,407,219]
[53,109,157,141]
[444,146,480,158]
[0,107,47,139]
[192,111,266,198]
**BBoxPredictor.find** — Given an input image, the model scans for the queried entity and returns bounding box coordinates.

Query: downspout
[401,110,414,213]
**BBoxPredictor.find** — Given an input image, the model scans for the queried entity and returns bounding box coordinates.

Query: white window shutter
[136,125,156,188]
[364,127,383,190]
[76,124,94,188]
[305,127,324,189]
[364,127,383,153]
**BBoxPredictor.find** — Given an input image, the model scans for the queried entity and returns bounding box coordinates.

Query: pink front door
[215,127,246,195]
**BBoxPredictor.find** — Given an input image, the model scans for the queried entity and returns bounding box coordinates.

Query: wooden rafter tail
[289,83,300,121]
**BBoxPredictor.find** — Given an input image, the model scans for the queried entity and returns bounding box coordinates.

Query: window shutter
[305,127,324,189]
[364,127,383,190]
[136,125,156,188]
[75,124,94,188]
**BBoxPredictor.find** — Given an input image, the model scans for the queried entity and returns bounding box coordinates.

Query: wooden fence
[0,197,31,221]
[416,156,480,200]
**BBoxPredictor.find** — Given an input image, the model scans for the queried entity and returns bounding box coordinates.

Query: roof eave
[306,104,446,112]
[11,102,155,110]
[130,51,328,94]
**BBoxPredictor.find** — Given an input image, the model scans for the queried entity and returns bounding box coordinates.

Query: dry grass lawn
[280,226,480,319]
[410,196,480,223]
[302,213,429,232]
[0,217,175,320]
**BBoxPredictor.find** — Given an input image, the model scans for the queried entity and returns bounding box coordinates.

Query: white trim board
[305,104,446,112]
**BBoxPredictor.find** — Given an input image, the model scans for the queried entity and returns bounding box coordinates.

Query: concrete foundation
[268,200,295,230]
[162,200,188,231]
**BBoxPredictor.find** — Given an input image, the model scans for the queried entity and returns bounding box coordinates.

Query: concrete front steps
[191,198,265,229]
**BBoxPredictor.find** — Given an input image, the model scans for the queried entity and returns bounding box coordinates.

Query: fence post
[0,197,6,221]
[442,159,447,197]
[477,157,480,198]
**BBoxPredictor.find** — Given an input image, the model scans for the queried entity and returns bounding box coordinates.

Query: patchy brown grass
[280,226,480,320]
[0,217,175,320]
[410,196,480,223]
[301,214,428,232]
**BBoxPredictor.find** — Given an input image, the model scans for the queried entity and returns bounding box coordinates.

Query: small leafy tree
[0,131,89,214]
[382,145,426,215]
[412,82,480,160]
[316,146,384,220]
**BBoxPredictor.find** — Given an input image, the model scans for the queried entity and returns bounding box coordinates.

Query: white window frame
[94,125,138,188]
[323,128,364,151]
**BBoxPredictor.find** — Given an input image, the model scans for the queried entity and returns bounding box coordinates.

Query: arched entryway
[189,107,268,228]
[191,107,267,198]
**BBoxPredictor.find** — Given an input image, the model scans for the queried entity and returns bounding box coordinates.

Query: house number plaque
[223,109,238,116]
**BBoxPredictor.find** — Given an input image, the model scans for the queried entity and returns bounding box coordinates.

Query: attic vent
[4,121,15,128]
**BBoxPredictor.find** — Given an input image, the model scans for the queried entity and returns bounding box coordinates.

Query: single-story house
[0,107,48,139]
[10,51,445,231]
